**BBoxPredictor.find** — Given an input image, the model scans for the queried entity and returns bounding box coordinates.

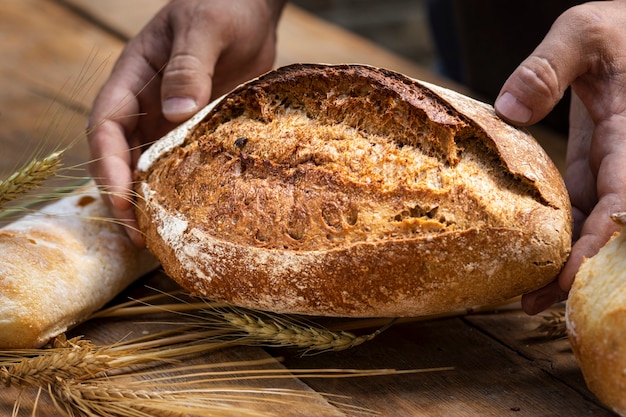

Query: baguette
[135,63,572,317]
[567,213,626,416]
[0,182,158,348]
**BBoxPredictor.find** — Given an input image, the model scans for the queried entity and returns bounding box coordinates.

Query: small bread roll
[567,213,626,416]
[0,183,158,348]
[135,64,572,318]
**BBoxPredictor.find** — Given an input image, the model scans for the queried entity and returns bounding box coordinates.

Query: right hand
[87,0,286,246]
[493,0,626,314]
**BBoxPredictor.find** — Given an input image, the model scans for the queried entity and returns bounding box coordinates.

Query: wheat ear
[214,308,394,354]
[0,150,64,209]
[0,336,113,388]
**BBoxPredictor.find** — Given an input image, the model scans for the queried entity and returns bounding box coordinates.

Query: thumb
[160,26,219,123]
[494,10,584,126]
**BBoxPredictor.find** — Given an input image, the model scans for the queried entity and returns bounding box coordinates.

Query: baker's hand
[494,0,626,314]
[87,0,285,246]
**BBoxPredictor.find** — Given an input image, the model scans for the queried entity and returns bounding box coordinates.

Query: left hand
[493,0,626,314]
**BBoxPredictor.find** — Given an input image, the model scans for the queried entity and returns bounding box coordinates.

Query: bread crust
[566,213,626,416]
[136,64,572,317]
[0,183,158,348]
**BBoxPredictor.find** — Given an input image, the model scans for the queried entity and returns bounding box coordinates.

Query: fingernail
[495,92,532,124]
[163,97,197,118]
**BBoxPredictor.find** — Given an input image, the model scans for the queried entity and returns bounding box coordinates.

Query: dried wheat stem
[95,290,389,353]
[53,380,301,417]
[0,150,64,208]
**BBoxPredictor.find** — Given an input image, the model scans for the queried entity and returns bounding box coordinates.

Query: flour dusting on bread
[136,64,572,317]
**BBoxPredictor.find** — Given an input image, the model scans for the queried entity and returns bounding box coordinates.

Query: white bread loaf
[567,213,626,416]
[135,64,572,318]
[0,183,158,348]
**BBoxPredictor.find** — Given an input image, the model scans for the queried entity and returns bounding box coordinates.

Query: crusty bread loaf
[567,213,626,416]
[135,63,572,317]
[0,182,158,348]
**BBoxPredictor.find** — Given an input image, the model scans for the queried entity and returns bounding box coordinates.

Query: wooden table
[0,1,610,416]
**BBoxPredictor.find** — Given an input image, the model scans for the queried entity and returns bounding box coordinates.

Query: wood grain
[277,311,614,416]
[0,0,121,184]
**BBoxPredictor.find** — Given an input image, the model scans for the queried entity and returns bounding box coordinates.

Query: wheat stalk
[0,335,161,390]
[53,381,188,417]
[50,355,440,417]
[0,150,64,209]
[52,379,329,417]
[100,290,394,355]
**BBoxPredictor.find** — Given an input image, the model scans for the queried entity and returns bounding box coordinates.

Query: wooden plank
[58,0,167,39]
[276,317,615,416]
[464,306,596,404]
[0,0,122,187]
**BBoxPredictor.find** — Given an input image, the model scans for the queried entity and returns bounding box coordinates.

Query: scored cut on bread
[0,182,158,348]
[136,63,572,318]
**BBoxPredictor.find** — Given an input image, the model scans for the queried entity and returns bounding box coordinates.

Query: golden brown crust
[566,213,626,416]
[0,183,158,348]
[136,64,572,317]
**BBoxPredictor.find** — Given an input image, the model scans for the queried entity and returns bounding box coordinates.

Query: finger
[557,202,621,294]
[564,93,596,225]
[521,280,568,315]
[558,155,626,292]
[160,6,221,123]
[88,121,133,210]
[494,6,593,126]
[88,120,146,247]
[98,151,144,247]
[87,52,158,247]
[88,76,140,207]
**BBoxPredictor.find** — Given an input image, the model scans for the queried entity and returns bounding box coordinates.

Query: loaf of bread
[567,213,626,416]
[0,183,158,348]
[135,63,572,317]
